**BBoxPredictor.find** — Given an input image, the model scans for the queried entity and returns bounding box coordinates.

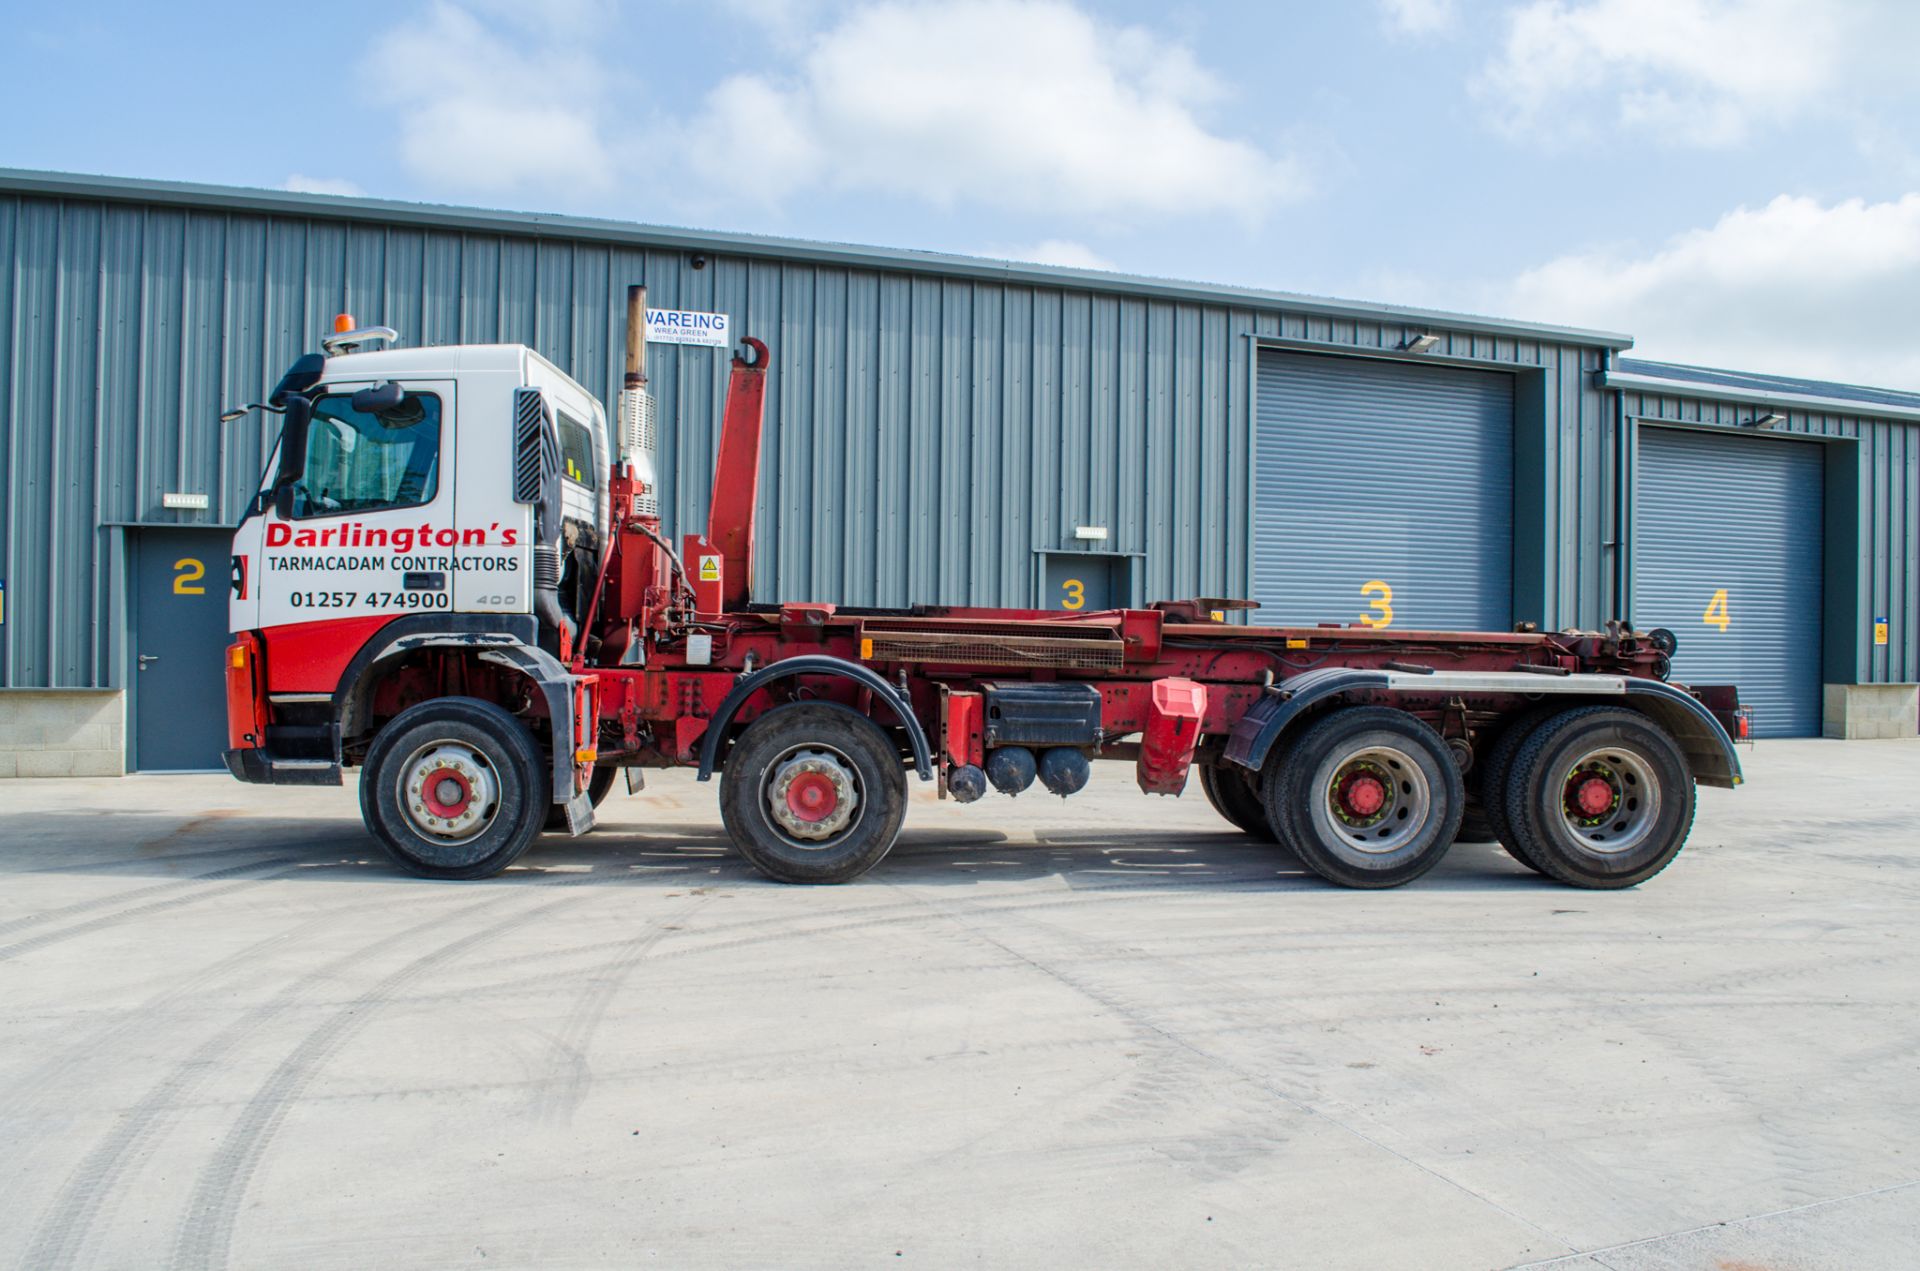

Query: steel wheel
[397,741,500,846]
[762,744,865,848]
[1323,746,1431,854]
[1502,706,1696,889]
[359,697,548,880]
[1558,747,1661,854]
[718,702,908,884]
[1264,706,1463,889]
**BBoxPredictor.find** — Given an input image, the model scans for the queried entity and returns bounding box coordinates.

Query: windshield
[292,390,442,518]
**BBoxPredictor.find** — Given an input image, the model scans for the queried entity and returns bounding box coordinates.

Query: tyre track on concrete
[528,894,715,1126]
[876,880,1585,1260]
[0,854,303,943]
[164,876,628,1271]
[984,901,1658,1214]
[19,890,527,1271]
[0,908,354,1159]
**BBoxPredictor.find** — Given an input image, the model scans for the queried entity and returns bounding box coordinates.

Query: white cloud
[1379,0,1455,36]
[361,0,614,193]
[1474,0,1884,147]
[675,0,1305,220]
[283,175,365,197]
[984,239,1116,270]
[1505,193,1920,389]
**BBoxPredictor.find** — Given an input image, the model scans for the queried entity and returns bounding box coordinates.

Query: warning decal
[698,555,721,582]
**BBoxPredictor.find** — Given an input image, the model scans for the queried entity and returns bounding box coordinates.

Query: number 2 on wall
[1060,578,1086,610]
[1702,588,1731,632]
[173,558,207,596]
[1359,580,1393,628]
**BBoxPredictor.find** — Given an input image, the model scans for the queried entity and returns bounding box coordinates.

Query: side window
[558,410,596,490]
[294,391,442,518]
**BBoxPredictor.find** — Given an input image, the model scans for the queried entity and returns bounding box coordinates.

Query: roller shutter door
[1253,351,1514,630]
[1635,427,1823,738]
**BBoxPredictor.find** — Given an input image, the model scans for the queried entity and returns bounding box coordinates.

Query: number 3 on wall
[1060,578,1085,610]
[1359,580,1393,628]
[173,558,207,595]
[1702,588,1730,632]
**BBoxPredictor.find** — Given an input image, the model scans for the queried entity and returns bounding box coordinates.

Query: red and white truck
[221,289,1743,888]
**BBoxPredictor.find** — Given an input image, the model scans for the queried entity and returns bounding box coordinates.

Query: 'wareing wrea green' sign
[645,308,730,348]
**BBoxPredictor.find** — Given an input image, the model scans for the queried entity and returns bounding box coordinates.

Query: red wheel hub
[421,766,473,818]
[1339,773,1387,818]
[1570,774,1616,818]
[784,770,841,824]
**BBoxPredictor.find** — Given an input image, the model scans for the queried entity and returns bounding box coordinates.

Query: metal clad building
[0,169,1913,771]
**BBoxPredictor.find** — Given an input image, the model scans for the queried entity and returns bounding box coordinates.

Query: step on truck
[221,289,1744,889]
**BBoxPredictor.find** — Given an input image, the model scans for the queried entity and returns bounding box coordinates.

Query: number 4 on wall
[1702,588,1731,632]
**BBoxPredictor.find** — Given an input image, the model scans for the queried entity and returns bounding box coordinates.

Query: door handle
[138,654,160,670]
[402,571,448,591]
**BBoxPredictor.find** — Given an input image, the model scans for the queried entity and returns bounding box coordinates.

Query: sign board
[646,308,731,348]
[1874,617,1890,646]
[698,555,722,582]
[162,492,210,510]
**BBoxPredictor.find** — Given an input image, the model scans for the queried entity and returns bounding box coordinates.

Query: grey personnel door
[1253,351,1514,631]
[132,528,235,771]
[1634,426,1825,739]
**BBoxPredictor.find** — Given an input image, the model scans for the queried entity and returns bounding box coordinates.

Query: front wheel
[543,765,619,832]
[1263,706,1464,889]
[718,703,909,884]
[1500,706,1696,889]
[359,697,549,879]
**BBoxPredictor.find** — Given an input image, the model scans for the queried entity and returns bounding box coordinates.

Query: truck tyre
[1500,706,1696,890]
[1455,805,1496,843]
[1199,763,1273,839]
[1263,706,1463,889]
[1476,705,1560,873]
[718,702,908,884]
[360,697,549,880]
[543,765,618,832]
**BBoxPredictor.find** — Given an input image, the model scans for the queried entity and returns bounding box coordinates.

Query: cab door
[253,379,457,650]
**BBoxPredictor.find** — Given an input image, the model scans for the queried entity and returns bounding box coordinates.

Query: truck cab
[232,339,608,643]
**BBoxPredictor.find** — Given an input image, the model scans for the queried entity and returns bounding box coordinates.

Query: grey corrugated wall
[2,183,1623,690]
[1619,389,1919,686]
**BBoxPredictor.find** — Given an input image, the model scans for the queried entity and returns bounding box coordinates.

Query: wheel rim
[398,741,499,846]
[763,745,863,848]
[1323,745,1431,854]
[1558,746,1660,854]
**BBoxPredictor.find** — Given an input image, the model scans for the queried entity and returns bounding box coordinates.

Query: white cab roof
[317,343,591,398]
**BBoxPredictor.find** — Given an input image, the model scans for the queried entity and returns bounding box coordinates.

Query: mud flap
[563,788,597,836]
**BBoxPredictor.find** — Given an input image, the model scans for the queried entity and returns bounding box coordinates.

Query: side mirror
[351,381,405,414]
[273,483,296,520]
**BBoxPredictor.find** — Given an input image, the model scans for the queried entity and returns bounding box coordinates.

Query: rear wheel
[1455,805,1496,843]
[1501,706,1695,889]
[1199,763,1273,839]
[1263,707,1463,889]
[360,697,548,880]
[1477,706,1559,873]
[718,703,909,884]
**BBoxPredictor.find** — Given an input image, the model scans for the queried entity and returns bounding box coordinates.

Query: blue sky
[7,0,1920,386]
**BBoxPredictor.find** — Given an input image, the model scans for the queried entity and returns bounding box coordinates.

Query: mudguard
[1222,666,1742,789]
[695,654,934,782]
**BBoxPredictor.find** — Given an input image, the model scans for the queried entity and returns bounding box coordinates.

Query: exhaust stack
[619,284,659,517]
